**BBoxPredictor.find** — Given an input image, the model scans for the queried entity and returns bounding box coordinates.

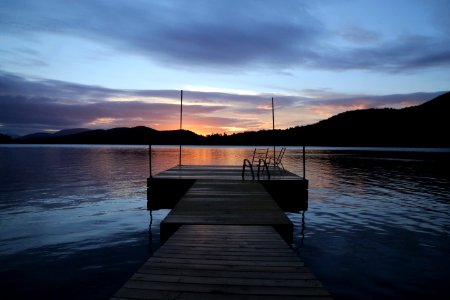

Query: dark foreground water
[0,145,449,299]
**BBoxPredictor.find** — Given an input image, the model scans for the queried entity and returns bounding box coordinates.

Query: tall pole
[303,145,306,179]
[180,90,183,131]
[272,97,276,165]
[149,144,152,178]
[179,90,183,166]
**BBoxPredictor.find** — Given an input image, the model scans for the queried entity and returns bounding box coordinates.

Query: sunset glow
[0,0,448,136]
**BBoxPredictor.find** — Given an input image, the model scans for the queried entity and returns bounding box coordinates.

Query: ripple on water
[1,146,450,299]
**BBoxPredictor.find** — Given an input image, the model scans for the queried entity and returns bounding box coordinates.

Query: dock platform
[112,225,331,300]
[111,164,330,299]
[147,165,308,213]
[149,164,302,180]
[160,179,293,243]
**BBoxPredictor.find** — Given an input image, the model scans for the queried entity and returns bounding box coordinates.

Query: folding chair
[242,148,269,179]
[268,147,286,171]
[251,148,269,166]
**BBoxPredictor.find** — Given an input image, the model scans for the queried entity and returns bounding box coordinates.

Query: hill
[284,91,450,147]
[0,133,13,143]
[9,91,450,147]
[15,128,90,141]
[16,126,205,145]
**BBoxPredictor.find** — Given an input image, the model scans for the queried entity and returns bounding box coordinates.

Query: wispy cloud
[0,71,284,135]
[337,26,381,45]
[314,35,450,72]
[1,0,449,73]
[0,71,444,135]
[288,90,445,124]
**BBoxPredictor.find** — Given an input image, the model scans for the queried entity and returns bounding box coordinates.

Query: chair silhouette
[268,147,286,171]
[242,148,269,179]
[251,148,269,166]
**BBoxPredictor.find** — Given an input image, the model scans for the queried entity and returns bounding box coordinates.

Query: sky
[0,0,449,136]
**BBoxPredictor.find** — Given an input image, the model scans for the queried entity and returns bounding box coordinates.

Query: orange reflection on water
[181,147,253,165]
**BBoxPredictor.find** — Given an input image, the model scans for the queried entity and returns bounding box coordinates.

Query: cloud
[337,26,381,45]
[0,0,320,69]
[2,0,448,73]
[299,91,444,108]
[314,35,450,72]
[0,71,445,135]
[287,90,446,125]
[0,71,283,135]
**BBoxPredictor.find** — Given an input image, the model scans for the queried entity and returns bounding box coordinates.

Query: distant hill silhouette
[0,133,13,143]
[283,91,450,147]
[7,91,450,147]
[16,126,204,145]
[15,128,90,141]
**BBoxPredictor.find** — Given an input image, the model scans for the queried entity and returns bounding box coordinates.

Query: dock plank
[160,179,293,243]
[147,165,308,212]
[115,165,326,299]
[153,164,302,180]
[112,225,331,299]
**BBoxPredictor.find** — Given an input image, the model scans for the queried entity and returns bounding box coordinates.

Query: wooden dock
[112,165,331,299]
[147,165,308,213]
[112,225,331,300]
[149,164,302,180]
[160,179,293,243]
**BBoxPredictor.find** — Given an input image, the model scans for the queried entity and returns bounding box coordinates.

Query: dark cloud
[0,72,280,107]
[0,71,282,135]
[313,35,450,72]
[0,72,179,102]
[3,0,448,72]
[297,91,445,108]
[0,0,320,69]
[337,27,381,44]
[1,71,445,136]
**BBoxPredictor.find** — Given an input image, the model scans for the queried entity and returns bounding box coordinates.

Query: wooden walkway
[112,225,331,300]
[151,164,302,180]
[112,165,329,299]
[147,165,308,212]
[160,179,293,243]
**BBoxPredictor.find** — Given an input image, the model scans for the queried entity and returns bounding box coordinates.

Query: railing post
[149,145,152,178]
[242,159,255,180]
[302,145,306,179]
[257,159,270,180]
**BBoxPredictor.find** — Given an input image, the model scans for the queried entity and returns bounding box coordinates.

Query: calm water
[1,145,449,299]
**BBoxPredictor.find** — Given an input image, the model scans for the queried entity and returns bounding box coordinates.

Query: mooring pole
[303,145,306,179]
[272,97,276,165]
[149,144,152,178]
[179,90,183,166]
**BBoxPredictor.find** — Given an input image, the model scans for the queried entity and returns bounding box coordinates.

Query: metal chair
[251,148,269,166]
[242,148,270,179]
[268,147,286,171]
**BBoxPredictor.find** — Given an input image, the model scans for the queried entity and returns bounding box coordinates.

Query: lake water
[1,145,449,299]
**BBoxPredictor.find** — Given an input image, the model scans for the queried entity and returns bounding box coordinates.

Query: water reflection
[300,210,306,246]
[291,210,306,253]
[148,211,153,255]
[151,146,264,173]
[1,145,450,300]
[0,145,165,299]
[284,149,450,299]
